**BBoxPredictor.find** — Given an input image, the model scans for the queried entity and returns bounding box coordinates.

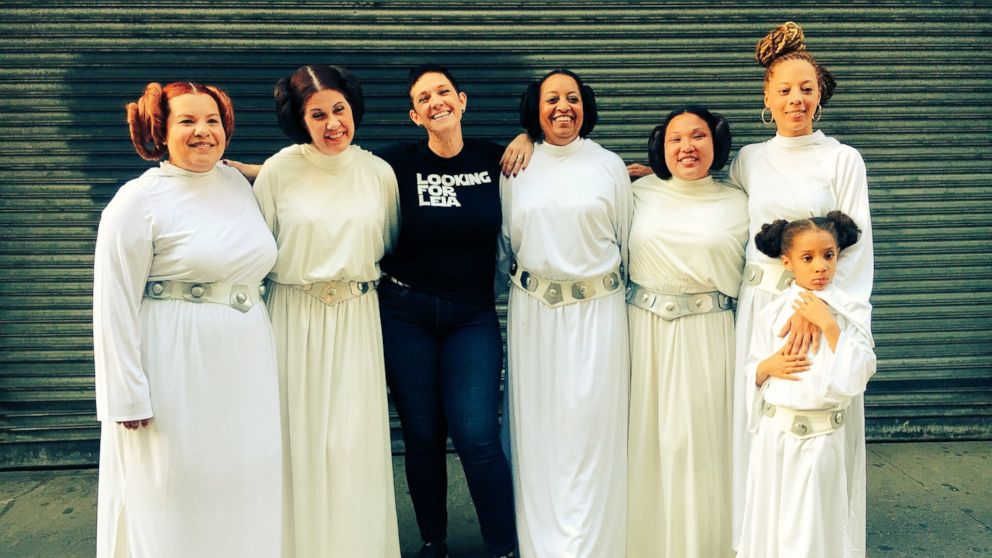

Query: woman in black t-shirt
[376,65,528,558]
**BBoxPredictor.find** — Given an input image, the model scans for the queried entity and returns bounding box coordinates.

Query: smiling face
[303,88,354,155]
[538,73,584,146]
[165,93,226,172]
[782,228,838,291]
[764,58,821,137]
[663,112,715,181]
[408,71,466,138]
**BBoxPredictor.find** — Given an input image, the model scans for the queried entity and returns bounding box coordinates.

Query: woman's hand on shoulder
[778,306,822,355]
[118,418,152,430]
[626,162,653,179]
[500,133,534,177]
[223,159,262,182]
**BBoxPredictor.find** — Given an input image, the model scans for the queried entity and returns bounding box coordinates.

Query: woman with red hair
[93,81,281,557]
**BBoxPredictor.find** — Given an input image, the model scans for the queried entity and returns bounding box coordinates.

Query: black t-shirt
[376,139,504,307]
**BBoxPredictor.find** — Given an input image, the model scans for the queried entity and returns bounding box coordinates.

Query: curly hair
[755,22,837,106]
[647,105,731,180]
[125,81,235,161]
[519,69,598,141]
[754,210,861,259]
[274,65,365,144]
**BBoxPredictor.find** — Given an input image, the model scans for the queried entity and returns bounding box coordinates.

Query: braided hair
[755,22,837,106]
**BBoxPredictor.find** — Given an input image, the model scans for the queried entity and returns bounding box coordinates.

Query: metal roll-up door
[1,1,989,468]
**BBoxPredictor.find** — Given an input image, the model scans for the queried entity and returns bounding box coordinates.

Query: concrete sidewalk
[1,442,989,557]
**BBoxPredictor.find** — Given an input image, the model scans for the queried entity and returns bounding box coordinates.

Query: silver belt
[509,261,622,307]
[282,279,375,306]
[743,262,794,295]
[761,399,848,440]
[144,280,265,313]
[626,282,734,321]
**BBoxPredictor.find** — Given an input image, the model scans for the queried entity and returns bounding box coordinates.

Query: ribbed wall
[1,1,989,467]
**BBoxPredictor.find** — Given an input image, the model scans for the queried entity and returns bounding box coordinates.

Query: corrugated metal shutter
[1,1,989,468]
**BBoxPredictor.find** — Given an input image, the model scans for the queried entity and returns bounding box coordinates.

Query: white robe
[93,162,282,558]
[625,174,748,558]
[253,143,401,558]
[727,130,874,556]
[499,138,632,558]
[738,283,876,558]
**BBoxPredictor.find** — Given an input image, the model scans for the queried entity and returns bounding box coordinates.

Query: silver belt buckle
[690,293,714,313]
[543,282,564,305]
[318,283,340,304]
[519,271,538,292]
[571,280,594,300]
[183,283,209,302]
[229,285,254,312]
[776,270,796,291]
[744,264,764,286]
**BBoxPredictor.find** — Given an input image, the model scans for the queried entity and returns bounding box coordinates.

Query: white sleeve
[744,306,775,433]
[613,159,633,281]
[724,151,747,193]
[380,163,401,254]
[252,161,279,237]
[92,182,155,422]
[495,173,514,298]
[826,323,877,398]
[832,147,874,303]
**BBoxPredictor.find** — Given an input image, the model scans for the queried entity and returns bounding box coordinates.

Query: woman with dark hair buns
[739,211,875,558]
[252,64,400,557]
[625,106,747,558]
[728,22,874,556]
[94,81,281,557]
[499,69,632,557]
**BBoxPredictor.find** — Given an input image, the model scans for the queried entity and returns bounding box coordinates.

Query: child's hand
[792,290,834,330]
[792,290,842,351]
[756,342,811,386]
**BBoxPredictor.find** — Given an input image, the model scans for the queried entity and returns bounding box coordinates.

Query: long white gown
[727,130,874,556]
[93,162,282,558]
[738,283,876,558]
[625,174,748,558]
[499,138,632,558]
[253,143,401,558]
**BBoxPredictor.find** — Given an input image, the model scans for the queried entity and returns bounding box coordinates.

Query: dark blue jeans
[379,279,515,556]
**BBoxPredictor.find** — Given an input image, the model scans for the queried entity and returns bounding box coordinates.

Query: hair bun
[755,21,807,67]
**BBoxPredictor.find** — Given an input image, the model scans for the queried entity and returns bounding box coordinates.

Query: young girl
[737,211,875,558]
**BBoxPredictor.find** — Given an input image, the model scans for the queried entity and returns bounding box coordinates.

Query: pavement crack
[962,508,992,531]
[0,480,45,519]
[869,447,926,488]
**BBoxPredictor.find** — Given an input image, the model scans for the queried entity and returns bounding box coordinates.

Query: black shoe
[416,541,448,558]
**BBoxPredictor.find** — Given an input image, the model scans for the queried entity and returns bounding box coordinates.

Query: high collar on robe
[299,142,360,172]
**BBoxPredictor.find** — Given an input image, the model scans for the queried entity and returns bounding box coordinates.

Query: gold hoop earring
[761,107,772,126]
[814,104,823,122]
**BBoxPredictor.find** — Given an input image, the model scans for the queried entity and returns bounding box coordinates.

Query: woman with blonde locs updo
[739,211,875,558]
[94,82,281,557]
[728,22,874,557]
[625,106,747,558]
[251,64,401,557]
[499,69,632,557]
